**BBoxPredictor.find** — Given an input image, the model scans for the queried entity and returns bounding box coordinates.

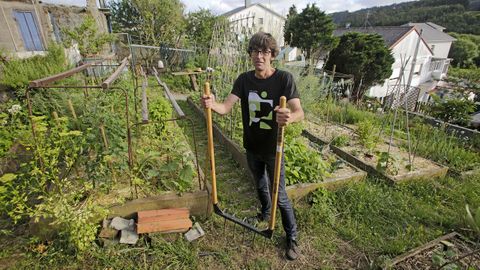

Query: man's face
[250,48,272,71]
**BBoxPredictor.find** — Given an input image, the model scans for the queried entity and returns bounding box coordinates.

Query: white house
[405,22,456,59]
[405,22,456,81]
[334,25,452,104]
[221,0,286,47]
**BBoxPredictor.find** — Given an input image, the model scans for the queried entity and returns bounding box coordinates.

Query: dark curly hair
[247,32,279,58]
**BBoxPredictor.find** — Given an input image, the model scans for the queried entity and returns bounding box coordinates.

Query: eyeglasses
[250,49,272,56]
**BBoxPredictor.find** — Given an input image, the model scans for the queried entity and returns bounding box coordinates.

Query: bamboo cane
[268,96,287,231]
[67,99,77,120]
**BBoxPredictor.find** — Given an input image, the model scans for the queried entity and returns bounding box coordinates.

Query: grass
[2,173,479,269]
[309,174,480,266]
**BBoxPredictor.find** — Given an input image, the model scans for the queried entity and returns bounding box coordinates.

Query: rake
[203,81,286,239]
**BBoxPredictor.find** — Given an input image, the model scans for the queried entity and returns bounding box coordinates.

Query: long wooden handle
[269,96,287,230]
[204,82,218,204]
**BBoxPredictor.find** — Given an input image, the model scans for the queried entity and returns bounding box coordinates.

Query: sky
[41,0,417,16]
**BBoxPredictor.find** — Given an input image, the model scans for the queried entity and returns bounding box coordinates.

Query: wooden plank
[101,55,131,89]
[171,70,206,76]
[29,61,100,88]
[137,218,192,234]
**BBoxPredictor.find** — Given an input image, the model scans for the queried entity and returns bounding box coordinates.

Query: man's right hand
[201,94,215,109]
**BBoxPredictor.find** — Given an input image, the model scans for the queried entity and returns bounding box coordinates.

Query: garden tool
[203,81,286,239]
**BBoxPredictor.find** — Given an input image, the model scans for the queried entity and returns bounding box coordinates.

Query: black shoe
[285,239,300,261]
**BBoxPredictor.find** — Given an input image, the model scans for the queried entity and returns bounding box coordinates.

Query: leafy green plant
[0,115,106,252]
[0,44,67,97]
[284,122,331,185]
[62,15,115,58]
[0,102,29,158]
[376,151,400,175]
[356,119,379,153]
[331,134,350,147]
[428,95,476,126]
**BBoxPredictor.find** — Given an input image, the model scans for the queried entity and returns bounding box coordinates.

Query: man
[201,32,304,260]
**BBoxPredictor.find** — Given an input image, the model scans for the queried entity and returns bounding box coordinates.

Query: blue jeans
[246,150,297,240]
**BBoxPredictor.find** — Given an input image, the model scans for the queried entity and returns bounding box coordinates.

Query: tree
[449,36,479,68]
[63,15,115,58]
[109,0,141,37]
[109,0,186,46]
[186,9,224,50]
[325,32,395,101]
[284,4,338,64]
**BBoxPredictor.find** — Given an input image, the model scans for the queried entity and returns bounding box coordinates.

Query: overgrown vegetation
[0,44,68,97]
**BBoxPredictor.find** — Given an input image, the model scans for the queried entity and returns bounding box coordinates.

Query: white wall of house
[428,41,452,59]
[227,5,285,47]
[368,30,433,98]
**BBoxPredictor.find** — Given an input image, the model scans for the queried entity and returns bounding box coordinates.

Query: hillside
[331,0,480,34]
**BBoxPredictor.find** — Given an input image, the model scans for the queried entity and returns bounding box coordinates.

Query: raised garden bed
[387,232,480,269]
[303,120,448,184]
[187,98,367,200]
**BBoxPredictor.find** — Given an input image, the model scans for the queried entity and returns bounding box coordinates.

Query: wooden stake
[52,111,59,124]
[67,99,77,120]
[99,124,109,150]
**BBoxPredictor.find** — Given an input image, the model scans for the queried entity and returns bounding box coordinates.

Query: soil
[305,120,446,181]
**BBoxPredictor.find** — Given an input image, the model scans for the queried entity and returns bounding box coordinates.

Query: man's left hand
[274,106,291,127]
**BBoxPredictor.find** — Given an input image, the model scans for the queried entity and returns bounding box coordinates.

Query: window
[258,18,263,25]
[13,10,44,51]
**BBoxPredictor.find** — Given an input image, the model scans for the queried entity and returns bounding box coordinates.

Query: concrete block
[110,217,134,231]
[184,222,205,242]
[119,229,138,245]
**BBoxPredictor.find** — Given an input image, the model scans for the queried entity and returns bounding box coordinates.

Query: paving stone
[184,222,205,242]
[119,229,139,245]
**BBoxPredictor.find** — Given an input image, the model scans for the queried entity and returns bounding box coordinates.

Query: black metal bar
[214,204,273,239]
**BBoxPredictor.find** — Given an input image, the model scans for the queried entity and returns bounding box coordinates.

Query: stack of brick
[137,208,192,234]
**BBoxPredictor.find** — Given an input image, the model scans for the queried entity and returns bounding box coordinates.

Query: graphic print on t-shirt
[248,90,273,130]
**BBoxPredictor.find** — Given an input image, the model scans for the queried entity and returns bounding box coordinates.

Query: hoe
[203,81,286,239]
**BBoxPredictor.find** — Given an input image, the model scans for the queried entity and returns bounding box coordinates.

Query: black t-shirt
[231,69,300,155]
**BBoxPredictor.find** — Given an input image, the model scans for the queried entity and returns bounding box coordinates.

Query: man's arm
[275,98,304,126]
[201,93,240,115]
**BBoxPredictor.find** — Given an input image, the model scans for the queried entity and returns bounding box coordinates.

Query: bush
[428,96,476,126]
[0,44,67,97]
[356,119,379,153]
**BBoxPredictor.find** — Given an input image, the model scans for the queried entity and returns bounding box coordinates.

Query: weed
[331,134,350,147]
[356,119,379,153]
